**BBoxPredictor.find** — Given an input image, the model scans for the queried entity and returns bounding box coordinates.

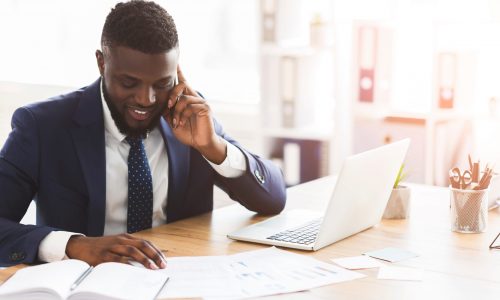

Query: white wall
[0,0,260,105]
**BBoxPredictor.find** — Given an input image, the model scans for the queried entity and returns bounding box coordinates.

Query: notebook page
[69,262,168,300]
[0,259,89,299]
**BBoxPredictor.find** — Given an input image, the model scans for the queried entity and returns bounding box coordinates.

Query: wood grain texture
[1,176,500,299]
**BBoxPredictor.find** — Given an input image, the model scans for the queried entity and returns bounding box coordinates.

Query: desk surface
[1,177,500,299]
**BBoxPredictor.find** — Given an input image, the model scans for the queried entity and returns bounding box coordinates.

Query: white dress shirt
[37,81,246,262]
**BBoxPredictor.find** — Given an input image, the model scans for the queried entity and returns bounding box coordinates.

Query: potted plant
[383,164,411,219]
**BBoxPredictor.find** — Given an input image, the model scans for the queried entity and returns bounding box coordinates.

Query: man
[0,1,286,269]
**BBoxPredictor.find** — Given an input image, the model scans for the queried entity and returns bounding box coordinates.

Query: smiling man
[0,0,286,269]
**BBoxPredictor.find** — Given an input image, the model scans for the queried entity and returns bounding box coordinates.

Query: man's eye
[121,80,137,88]
[154,81,174,89]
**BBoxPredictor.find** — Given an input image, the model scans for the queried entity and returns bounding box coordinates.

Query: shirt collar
[100,78,127,143]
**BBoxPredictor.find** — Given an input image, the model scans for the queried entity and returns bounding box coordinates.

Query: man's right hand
[65,234,167,270]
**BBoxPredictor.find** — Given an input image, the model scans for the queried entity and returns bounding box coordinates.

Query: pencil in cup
[450,187,488,233]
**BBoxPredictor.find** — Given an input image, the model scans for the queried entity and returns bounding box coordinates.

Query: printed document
[159,247,364,299]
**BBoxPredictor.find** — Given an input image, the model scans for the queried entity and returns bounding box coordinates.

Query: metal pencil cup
[450,187,488,233]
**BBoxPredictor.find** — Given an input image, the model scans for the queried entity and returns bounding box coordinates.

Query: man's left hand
[164,65,226,164]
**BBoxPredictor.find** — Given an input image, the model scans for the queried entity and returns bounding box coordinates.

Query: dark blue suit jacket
[0,79,286,266]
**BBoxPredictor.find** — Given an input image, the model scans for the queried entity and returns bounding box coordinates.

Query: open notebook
[0,259,169,300]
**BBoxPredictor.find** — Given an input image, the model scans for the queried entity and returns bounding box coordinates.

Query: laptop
[227,139,410,251]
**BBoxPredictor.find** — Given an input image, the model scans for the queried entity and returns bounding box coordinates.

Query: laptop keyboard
[266,218,322,245]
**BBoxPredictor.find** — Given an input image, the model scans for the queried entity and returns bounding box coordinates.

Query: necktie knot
[126,136,142,148]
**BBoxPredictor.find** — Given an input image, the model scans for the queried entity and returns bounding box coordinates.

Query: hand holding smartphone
[169,75,179,124]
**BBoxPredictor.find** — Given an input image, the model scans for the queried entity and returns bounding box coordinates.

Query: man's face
[96,46,178,137]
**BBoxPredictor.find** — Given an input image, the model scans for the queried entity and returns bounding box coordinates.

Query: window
[0,0,259,104]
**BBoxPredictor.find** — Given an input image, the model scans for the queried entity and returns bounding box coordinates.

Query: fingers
[168,83,197,105]
[66,235,167,270]
[168,65,197,106]
[169,95,209,129]
[116,235,167,270]
[102,252,127,265]
[168,85,187,109]
[145,240,168,264]
[177,103,210,128]
[176,65,196,95]
[110,243,160,270]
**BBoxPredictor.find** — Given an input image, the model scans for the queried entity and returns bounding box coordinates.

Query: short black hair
[101,0,178,54]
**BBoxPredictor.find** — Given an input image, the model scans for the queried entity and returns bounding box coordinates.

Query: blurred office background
[2,0,500,201]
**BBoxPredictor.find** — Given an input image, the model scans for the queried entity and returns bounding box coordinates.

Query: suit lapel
[159,118,190,222]
[70,79,106,236]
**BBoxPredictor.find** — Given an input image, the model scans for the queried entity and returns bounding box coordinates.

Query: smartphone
[169,75,179,124]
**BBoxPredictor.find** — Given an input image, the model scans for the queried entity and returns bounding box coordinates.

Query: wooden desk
[1,177,500,299]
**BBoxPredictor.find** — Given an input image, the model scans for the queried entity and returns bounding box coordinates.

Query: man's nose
[136,87,156,106]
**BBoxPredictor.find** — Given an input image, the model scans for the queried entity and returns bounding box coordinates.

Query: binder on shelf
[268,138,329,186]
[358,26,377,103]
[354,23,394,106]
[261,0,276,43]
[280,56,297,128]
[437,52,456,109]
[299,140,325,183]
[283,142,301,186]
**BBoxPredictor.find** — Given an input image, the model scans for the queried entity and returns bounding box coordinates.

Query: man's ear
[95,49,105,76]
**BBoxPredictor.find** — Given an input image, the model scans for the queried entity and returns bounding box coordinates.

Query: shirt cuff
[205,139,246,178]
[38,231,84,262]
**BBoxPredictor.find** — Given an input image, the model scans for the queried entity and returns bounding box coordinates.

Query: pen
[70,266,93,291]
[154,277,170,300]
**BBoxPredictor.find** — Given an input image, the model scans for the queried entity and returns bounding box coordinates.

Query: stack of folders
[0,260,169,300]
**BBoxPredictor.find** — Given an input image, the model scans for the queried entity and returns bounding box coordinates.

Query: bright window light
[0,0,259,104]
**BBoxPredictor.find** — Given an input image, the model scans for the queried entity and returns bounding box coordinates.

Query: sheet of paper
[159,255,243,299]
[159,247,365,299]
[377,266,423,281]
[331,255,384,269]
[363,247,418,262]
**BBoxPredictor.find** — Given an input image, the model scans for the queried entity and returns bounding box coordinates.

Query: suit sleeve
[212,119,287,215]
[0,107,55,266]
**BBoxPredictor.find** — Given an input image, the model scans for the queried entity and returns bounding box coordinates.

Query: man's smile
[127,105,155,121]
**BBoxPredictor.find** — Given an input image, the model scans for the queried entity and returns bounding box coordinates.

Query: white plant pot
[383,186,411,219]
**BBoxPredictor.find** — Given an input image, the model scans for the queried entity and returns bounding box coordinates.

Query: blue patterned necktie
[126,136,153,234]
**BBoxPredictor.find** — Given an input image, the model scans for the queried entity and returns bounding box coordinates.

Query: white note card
[364,247,418,263]
[331,255,385,270]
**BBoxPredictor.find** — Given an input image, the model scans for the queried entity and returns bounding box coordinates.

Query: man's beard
[102,82,165,138]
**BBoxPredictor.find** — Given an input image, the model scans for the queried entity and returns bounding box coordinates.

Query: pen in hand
[70,266,93,291]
